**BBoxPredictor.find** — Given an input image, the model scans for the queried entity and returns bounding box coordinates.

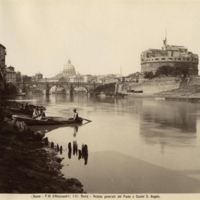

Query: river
[13,94,200,193]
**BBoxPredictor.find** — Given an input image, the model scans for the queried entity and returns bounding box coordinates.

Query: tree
[155,65,174,77]
[174,63,189,77]
[144,71,155,79]
[4,82,18,95]
[155,64,190,78]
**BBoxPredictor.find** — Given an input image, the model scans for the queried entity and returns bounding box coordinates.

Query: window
[161,58,165,60]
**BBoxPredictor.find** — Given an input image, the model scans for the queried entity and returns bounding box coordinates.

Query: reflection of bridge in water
[16,81,102,95]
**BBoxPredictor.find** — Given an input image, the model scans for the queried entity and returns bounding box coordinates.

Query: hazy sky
[1,0,200,78]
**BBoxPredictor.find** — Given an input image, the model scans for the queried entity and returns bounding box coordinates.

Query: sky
[1,0,200,78]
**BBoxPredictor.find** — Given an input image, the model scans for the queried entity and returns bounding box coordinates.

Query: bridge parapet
[16,81,102,94]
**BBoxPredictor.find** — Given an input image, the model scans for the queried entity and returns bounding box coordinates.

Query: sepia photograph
[1,0,200,199]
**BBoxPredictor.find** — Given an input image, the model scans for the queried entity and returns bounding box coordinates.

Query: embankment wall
[142,77,181,94]
[117,77,182,95]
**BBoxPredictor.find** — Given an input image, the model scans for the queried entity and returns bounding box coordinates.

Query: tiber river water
[14,94,200,193]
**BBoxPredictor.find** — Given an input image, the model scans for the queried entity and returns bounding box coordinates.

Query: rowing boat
[12,115,83,126]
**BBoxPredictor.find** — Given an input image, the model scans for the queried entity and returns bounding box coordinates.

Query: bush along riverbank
[0,100,84,193]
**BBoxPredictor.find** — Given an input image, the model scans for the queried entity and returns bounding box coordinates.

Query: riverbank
[154,84,200,101]
[0,100,84,193]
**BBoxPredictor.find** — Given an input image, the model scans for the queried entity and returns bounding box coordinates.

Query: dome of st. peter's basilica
[63,59,76,76]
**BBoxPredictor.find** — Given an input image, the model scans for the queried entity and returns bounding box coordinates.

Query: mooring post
[51,142,54,148]
[60,146,63,154]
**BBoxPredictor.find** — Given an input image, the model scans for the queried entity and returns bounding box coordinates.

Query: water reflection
[73,125,78,137]
[140,100,197,147]
[29,123,86,136]
[68,141,89,165]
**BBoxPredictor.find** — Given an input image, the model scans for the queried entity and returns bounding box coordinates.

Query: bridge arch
[49,85,66,94]
[72,85,89,93]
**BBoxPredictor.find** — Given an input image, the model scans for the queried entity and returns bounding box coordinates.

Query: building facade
[5,66,16,84]
[35,73,43,81]
[141,39,199,75]
[32,73,43,82]
[0,44,6,91]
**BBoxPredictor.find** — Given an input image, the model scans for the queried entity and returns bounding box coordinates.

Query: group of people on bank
[20,103,79,121]
[32,106,46,120]
[20,103,46,120]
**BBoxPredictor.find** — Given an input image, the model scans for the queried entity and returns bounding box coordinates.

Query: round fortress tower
[141,39,199,75]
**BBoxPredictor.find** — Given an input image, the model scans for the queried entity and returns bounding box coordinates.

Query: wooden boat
[12,115,83,126]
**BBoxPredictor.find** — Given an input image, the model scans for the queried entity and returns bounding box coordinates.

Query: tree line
[144,63,191,79]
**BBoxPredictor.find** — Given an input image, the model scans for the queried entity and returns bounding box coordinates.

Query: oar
[80,118,92,122]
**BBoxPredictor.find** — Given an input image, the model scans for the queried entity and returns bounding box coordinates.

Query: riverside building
[0,44,6,92]
[141,39,199,75]
[5,66,16,84]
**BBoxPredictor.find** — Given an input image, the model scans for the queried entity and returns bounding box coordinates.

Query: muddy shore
[0,100,84,193]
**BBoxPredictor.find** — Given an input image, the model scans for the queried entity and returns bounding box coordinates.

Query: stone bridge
[16,81,102,95]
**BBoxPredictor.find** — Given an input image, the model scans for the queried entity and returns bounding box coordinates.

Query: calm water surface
[15,94,200,193]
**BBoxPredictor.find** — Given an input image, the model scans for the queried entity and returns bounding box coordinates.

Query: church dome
[63,59,76,76]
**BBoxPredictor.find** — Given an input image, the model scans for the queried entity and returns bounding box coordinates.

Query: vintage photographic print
[1,0,200,199]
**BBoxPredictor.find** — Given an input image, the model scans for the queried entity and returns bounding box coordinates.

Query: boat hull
[12,115,83,126]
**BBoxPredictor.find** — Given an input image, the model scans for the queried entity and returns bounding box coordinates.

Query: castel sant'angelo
[141,39,199,75]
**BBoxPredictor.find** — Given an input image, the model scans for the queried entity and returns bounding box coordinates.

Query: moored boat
[12,115,83,126]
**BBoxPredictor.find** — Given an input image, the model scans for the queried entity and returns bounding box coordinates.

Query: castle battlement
[141,40,199,75]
